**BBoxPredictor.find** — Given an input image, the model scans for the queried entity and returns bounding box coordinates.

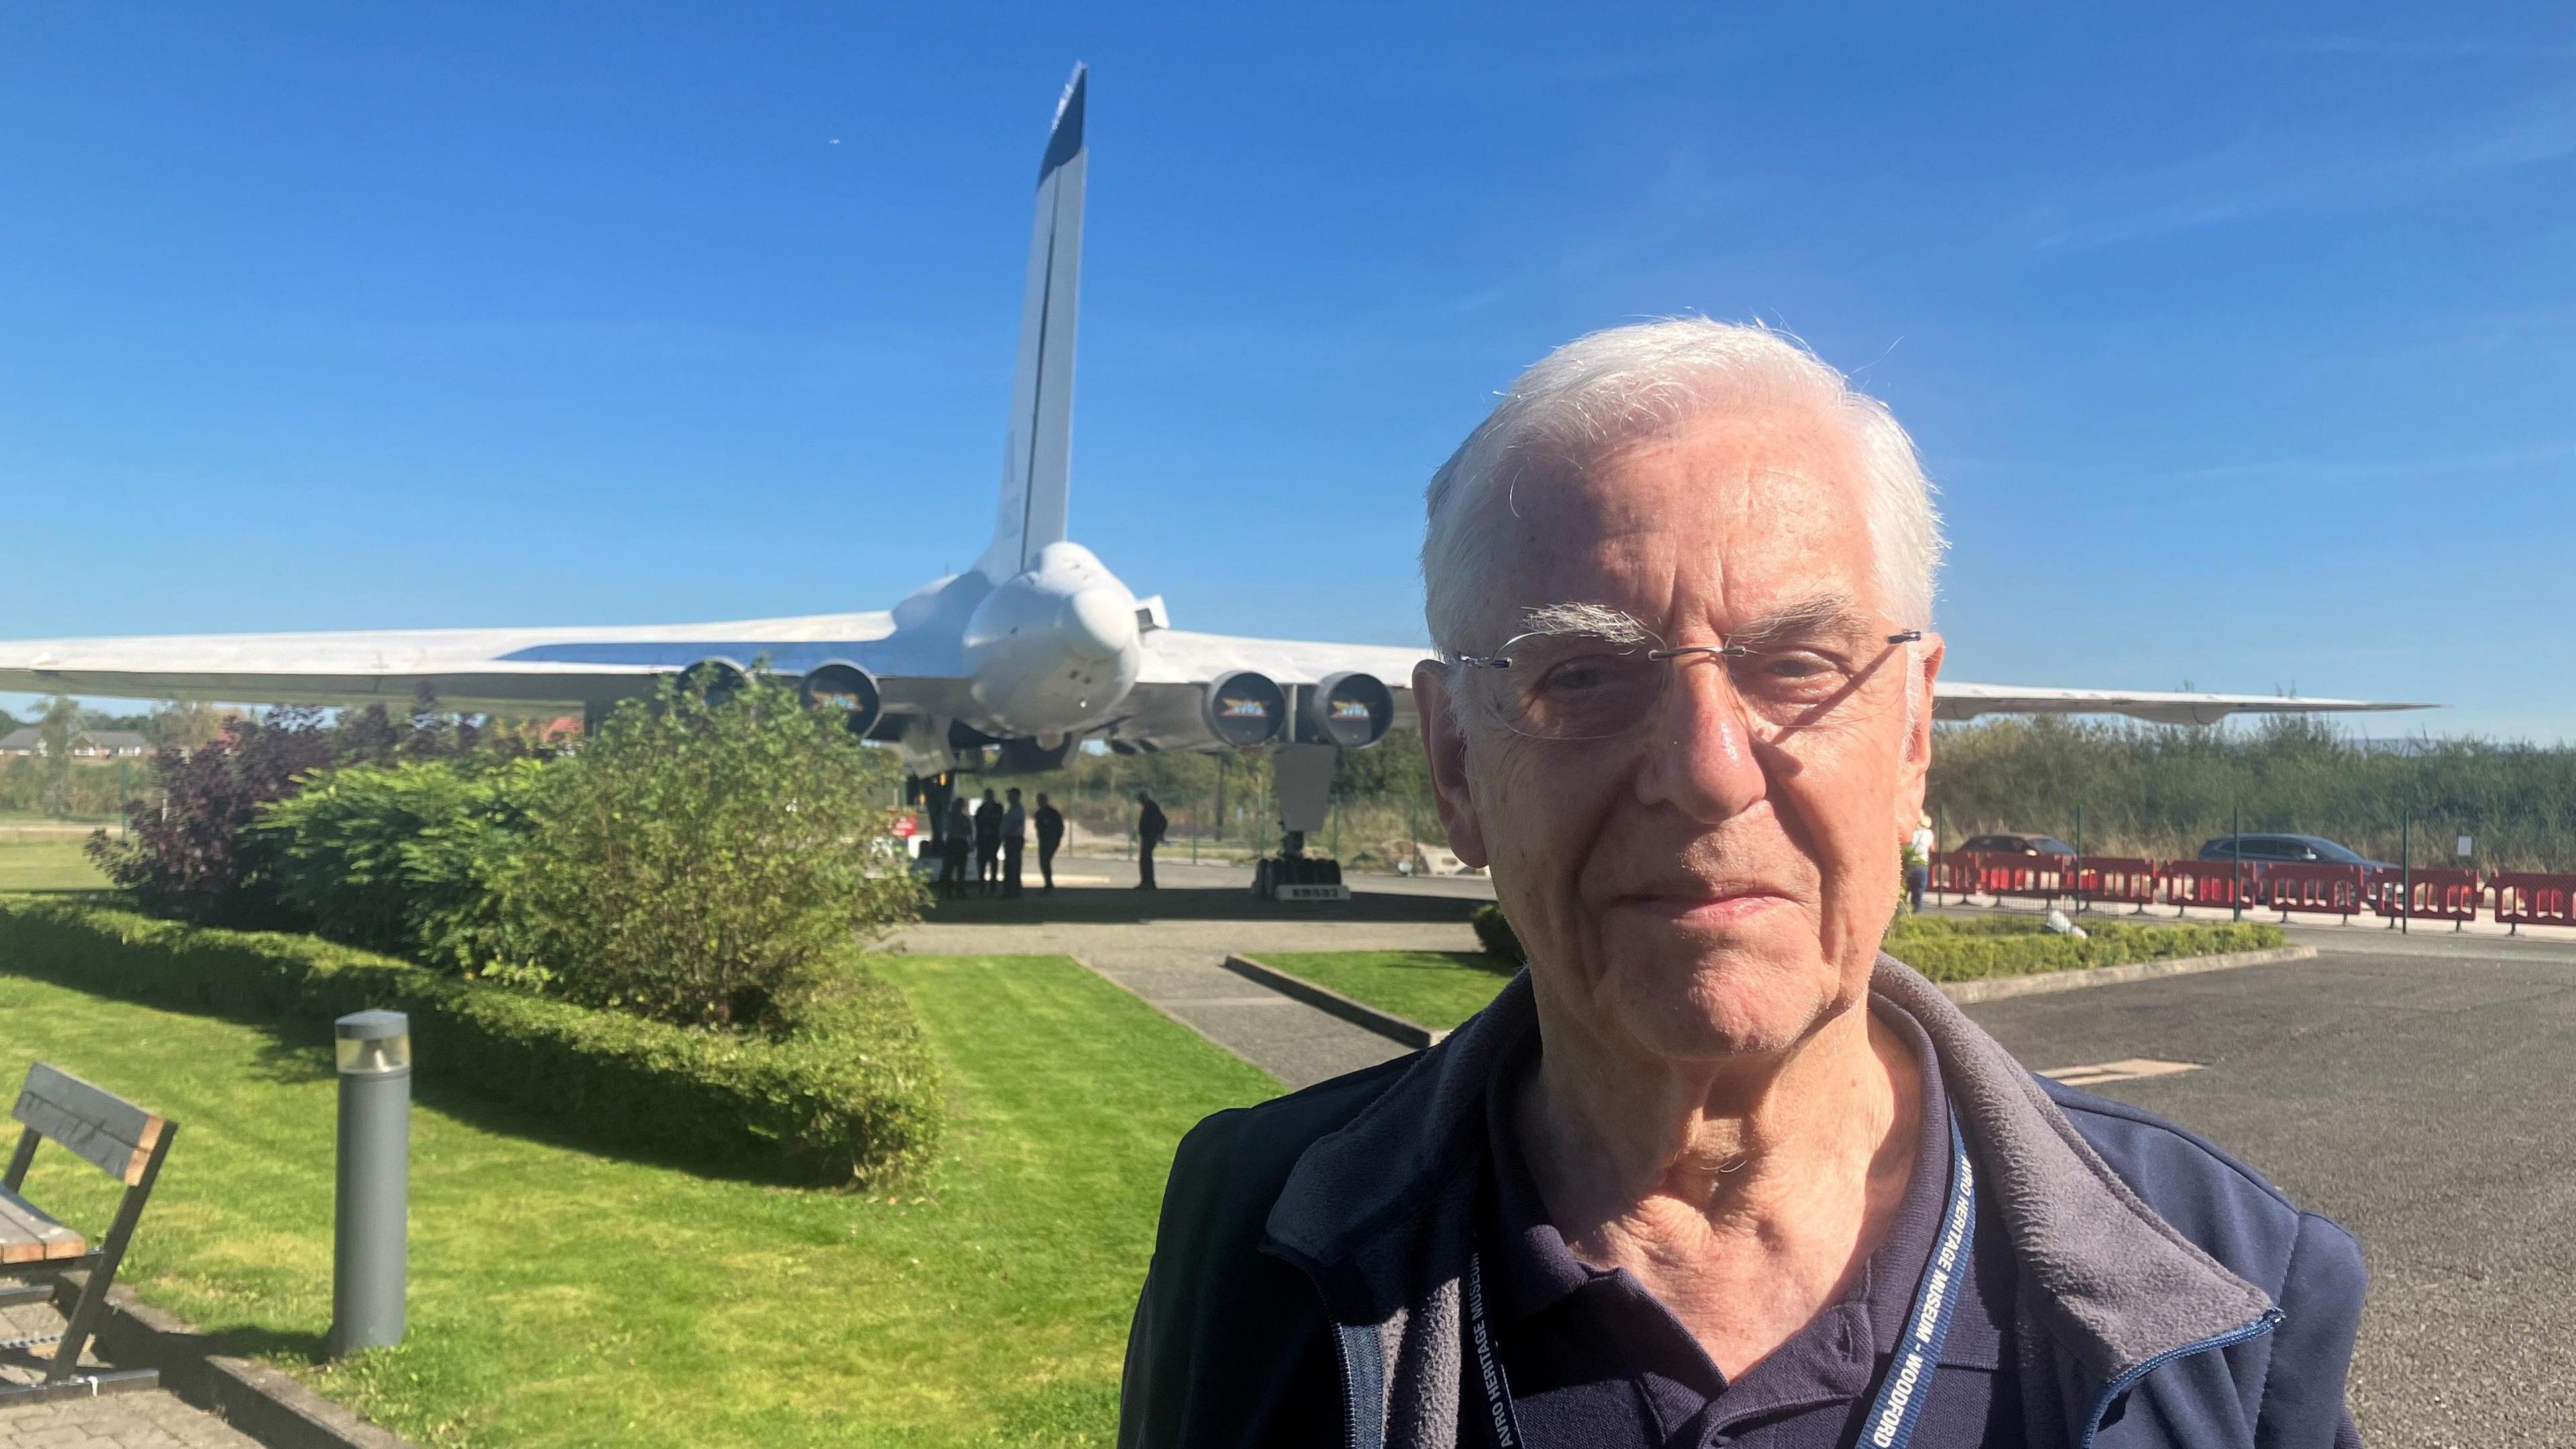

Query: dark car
[1959,832,2077,857]
[2196,833,2396,870]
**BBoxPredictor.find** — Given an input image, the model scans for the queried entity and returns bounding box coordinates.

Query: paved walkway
[0,1393,258,1449]
[900,859,1486,1088]
[1,1301,256,1449]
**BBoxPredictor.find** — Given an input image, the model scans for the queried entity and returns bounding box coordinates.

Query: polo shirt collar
[1476,994,2008,1407]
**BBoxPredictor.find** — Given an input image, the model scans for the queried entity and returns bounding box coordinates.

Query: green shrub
[499,672,926,1028]
[1468,896,2273,983]
[1471,902,1523,965]
[0,898,941,1187]
[1889,917,2283,982]
[1885,914,2072,939]
[257,757,543,973]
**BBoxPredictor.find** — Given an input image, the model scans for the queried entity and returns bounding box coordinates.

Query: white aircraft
[0,66,2428,853]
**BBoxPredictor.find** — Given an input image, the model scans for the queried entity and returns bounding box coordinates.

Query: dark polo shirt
[1467,1000,2023,1448]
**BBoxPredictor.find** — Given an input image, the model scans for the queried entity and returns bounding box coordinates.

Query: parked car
[1957,832,2077,857]
[2195,833,2395,870]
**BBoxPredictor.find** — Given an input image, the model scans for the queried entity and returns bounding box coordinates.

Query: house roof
[0,727,152,752]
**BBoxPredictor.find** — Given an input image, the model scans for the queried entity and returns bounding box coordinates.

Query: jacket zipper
[2075,1307,2283,1449]
[1332,1321,1386,1449]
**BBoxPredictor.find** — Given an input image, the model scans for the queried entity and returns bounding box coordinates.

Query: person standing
[1120,319,2365,1449]
[973,789,1004,896]
[1034,792,1066,893]
[941,798,974,899]
[1134,788,1167,891]
[1002,787,1028,898]
[1908,812,1938,914]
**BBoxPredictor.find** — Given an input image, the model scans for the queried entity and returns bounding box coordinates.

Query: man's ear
[1894,634,1945,833]
[1413,658,1490,869]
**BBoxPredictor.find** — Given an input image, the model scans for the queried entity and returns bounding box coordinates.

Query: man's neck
[1514,994,1923,1379]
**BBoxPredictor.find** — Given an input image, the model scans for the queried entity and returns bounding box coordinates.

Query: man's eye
[1737,652,1844,686]
[1540,659,1619,692]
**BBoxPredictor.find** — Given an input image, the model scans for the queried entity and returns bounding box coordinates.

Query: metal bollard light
[331,1010,411,1356]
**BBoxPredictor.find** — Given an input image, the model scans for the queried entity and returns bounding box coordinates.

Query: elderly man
[1118,320,2365,1449]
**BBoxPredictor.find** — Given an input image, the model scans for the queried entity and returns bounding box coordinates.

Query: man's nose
[1633,657,1767,820]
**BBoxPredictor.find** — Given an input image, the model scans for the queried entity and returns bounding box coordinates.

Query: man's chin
[1589,920,1836,1060]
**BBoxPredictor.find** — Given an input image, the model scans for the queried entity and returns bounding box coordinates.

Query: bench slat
[0,1185,86,1265]
[11,1065,168,1187]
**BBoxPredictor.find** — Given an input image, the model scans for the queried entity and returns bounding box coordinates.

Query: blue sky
[4,3,2572,737]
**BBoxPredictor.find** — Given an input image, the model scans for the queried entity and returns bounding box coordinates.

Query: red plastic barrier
[2259,863,2369,922]
[2161,859,2252,911]
[2074,857,2161,912]
[1927,851,1982,900]
[1981,853,2076,903]
[2490,872,2576,933]
[2366,866,2481,926]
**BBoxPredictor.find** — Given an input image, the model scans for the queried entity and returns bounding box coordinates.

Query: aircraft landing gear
[1252,850,1349,902]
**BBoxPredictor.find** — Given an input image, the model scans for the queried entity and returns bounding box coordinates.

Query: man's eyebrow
[1497,594,1870,651]
[1512,601,1654,645]
[1723,594,1869,651]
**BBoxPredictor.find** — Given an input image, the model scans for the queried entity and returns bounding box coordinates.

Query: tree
[148,700,227,753]
[497,670,924,1028]
[87,708,337,926]
[36,695,79,816]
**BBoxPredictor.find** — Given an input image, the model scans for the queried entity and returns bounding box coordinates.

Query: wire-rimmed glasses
[1452,623,1923,741]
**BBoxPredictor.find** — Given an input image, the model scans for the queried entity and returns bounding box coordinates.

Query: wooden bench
[0,1063,178,1403]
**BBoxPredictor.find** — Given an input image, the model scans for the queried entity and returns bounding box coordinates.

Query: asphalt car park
[1966,933,2576,1447]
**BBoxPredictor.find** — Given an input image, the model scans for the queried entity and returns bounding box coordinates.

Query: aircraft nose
[1061,585,1138,660]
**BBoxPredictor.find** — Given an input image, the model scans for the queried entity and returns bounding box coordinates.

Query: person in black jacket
[1134,790,1167,890]
[1001,788,1028,898]
[1118,319,2363,1449]
[939,797,973,899]
[1033,792,1066,892]
[972,789,1004,897]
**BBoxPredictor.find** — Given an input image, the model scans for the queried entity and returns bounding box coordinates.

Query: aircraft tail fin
[979,63,1087,582]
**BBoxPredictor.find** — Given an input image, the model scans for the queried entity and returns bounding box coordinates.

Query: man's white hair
[1421,319,1945,651]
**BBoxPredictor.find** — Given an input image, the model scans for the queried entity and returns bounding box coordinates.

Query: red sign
[892,812,918,839]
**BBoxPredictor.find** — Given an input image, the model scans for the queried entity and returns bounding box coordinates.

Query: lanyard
[1465,1109,1975,1449]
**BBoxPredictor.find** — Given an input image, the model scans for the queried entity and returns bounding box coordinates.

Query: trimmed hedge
[0,898,940,1188]
[1469,899,2282,983]
[1887,917,2284,982]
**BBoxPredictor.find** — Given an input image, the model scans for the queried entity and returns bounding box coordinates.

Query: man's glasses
[1452,625,1923,742]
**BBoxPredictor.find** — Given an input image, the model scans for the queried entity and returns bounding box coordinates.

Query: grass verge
[1258,951,1515,1033]
[1267,916,2289,1031]
[0,835,110,892]
[0,953,1275,1447]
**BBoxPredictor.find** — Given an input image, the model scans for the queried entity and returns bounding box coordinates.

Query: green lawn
[0,835,111,892]
[0,953,1277,1447]
[1258,950,1516,1033]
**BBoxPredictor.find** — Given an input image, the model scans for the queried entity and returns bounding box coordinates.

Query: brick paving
[0,1391,260,1449]
[1,1301,258,1449]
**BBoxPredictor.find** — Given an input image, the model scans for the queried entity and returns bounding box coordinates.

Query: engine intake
[1305,672,1395,749]
[1203,671,1288,747]
[680,658,750,708]
[798,663,883,738]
